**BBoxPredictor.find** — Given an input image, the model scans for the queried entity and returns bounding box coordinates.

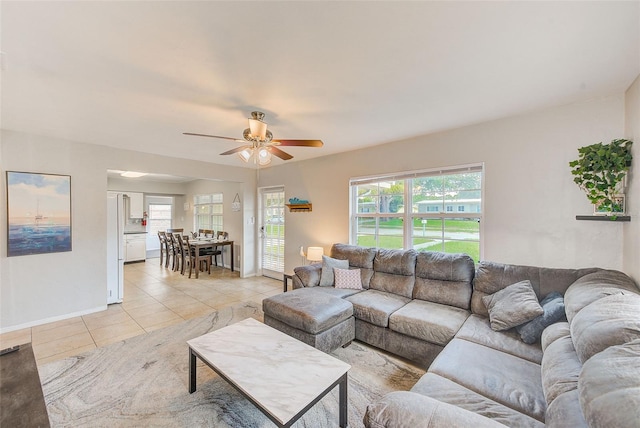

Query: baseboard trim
[0,305,107,334]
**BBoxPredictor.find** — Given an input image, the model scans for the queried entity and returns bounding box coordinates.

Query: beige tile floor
[0,259,283,366]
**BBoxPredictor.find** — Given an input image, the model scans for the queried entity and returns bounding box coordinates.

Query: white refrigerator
[107,192,124,304]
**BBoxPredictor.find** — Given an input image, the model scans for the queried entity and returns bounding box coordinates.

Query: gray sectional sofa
[283,243,640,427]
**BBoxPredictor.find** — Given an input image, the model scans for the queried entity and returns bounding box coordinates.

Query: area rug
[39,302,425,427]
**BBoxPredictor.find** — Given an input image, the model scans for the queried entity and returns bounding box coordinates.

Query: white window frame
[193,193,223,232]
[349,163,484,260]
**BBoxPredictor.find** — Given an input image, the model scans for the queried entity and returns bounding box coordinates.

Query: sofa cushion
[331,243,376,268]
[345,289,410,328]
[304,285,363,299]
[331,243,376,288]
[472,261,598,317]
[482,280,544,331]
[413,251,475,310]
[545,390,588,428]
[564,269,640,324]
[262,288,353,334]
[428,338,546,421]
[541,335,581,405]
[389,300,469,346]
[319,255,349,286]
[540,321,570,352]
[411,373,544,428]
[516,292,566,344]
[578,339,640,428]
[570,293,640,364]
[363,390,507,428]
[369,248,416,298]
[455,314,542,364]
[293,264,321,287]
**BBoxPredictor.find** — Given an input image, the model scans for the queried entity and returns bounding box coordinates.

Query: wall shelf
[286,203,312,212]
[576,215,631,222]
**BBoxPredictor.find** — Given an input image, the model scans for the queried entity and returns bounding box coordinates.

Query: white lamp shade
[257,147,272,165]
[248,118,267,140]
[237,148,252,162]
[306,246,324,262]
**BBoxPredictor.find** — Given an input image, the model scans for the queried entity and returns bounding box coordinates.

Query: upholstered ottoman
[262,288,355,353]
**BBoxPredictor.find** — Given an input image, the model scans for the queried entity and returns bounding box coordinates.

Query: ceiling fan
[183,111,323,165]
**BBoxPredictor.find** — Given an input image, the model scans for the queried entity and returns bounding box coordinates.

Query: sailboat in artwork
[35,199,45,225]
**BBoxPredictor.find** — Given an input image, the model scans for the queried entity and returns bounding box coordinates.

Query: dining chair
[171,233,183,273]
[211,231,229,267]
[188,234,213,277]
[176,234,193,276]
[158,231,168,267]
[165,232,177,270]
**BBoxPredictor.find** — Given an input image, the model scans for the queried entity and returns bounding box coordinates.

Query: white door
[146,198,173,258]
[259,187,285,280]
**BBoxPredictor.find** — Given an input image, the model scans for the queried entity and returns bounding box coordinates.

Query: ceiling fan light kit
[238,148,253,163]
[248,112,268,141]
[184,111,323,166]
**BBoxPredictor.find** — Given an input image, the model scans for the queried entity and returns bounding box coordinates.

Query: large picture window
[194,193,223,232]
[350,164,483,262]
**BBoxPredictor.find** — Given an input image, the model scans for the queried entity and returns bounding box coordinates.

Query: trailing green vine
[569,139,633,215]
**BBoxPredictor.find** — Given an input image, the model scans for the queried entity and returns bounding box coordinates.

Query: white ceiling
[2,1,639,169]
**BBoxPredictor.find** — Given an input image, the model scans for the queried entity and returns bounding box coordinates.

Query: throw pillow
[516,292,566,344]
[334,268,363,290]
[319,255,349,286]
[482,280,544,331]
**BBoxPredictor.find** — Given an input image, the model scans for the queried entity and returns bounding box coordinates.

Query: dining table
[189,238,234,279]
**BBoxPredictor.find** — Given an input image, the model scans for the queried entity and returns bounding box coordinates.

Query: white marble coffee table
[187,318,351,427]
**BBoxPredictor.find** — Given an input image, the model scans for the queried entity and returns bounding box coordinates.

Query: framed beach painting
[6,171,72,257]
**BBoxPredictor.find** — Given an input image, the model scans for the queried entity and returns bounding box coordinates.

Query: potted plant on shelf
[569,138,633,217]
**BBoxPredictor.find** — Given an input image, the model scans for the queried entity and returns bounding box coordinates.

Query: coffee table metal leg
[339,373,348,427]
[189,347,197,393]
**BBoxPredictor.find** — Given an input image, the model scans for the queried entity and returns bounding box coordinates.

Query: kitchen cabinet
[127,192,144,218]
[125,233,146,262]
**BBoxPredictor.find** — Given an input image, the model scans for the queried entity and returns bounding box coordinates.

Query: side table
[283,272,294,292]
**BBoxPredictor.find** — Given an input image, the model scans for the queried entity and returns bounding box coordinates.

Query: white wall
[258,95,628,274]
[107,176,188,196]
[624,75,640,282]
[183,179,245,270]
[1,130,257,331]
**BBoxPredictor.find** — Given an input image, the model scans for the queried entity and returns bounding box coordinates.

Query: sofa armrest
[364,391,506,428]
[292,263,321,288]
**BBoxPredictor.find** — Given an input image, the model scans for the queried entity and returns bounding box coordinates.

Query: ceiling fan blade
[220,145,251,156]
[183,132,244,142]
[272,139,323,147]
[269,146,294,160]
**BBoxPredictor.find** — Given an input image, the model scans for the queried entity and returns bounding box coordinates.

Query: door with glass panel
[146,198,173,258]
[260,187,285,280]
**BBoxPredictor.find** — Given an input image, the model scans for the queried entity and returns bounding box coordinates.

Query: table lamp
[306,247,324,264]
